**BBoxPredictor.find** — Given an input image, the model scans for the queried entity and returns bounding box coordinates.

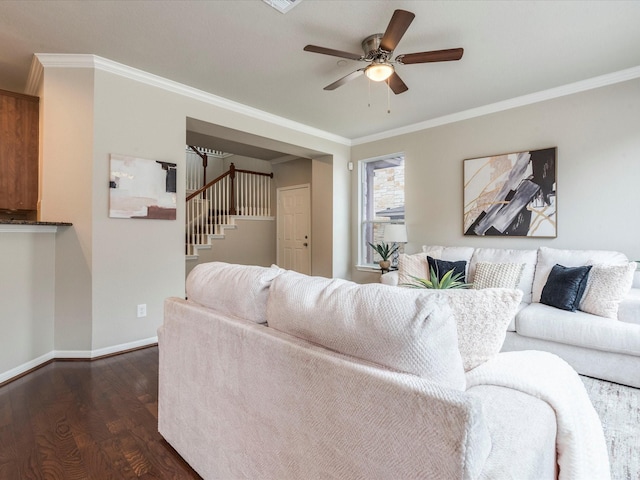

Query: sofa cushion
[469,248,538,303]
[420,288,523,371]
[532,247,628,303]
[516,303,640,356]
[579,262,637,319]
[472,262,525,290]
[540,264,592,312]
[186,262,283,324]
[619,289,640,326]
[421,245,444,259]
[425,245,475,263]
[507,302,529,332]
[266,271,466,390]
[397,252,430,286]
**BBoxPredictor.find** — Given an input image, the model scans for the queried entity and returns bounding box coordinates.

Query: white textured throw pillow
[267,271,466,391]
[579,262,637,319]
[468,248,537,303]
[473,262,525,290]
[397,252,430,285]
[421,289,523,371]
[186,262,284,324]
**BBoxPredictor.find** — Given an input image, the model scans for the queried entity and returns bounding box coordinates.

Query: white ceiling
[1,1,640,141]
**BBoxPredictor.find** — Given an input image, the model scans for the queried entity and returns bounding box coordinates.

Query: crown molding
[24,55,44,96]
[33,54,351,147]
[352,65,640,145]
[30,54,640,147]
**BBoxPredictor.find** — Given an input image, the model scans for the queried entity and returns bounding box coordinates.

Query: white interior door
[277,185,311,275]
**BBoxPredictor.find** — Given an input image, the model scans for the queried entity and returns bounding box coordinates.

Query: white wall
[312,156,336,278]
[90,71,187,351]
[273,157,312,188]
[351,77,640,282]
[39,67,94,351]
[0,228,55,381]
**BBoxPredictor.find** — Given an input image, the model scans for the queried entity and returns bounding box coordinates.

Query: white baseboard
[0,351,55,385]
[55,336,158,359]
[0,336,158,385]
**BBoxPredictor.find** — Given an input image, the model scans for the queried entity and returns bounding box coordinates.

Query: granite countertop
[0,220,72,226]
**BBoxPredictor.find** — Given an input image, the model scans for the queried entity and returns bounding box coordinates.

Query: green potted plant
[403,267,472,289]
[368,241,399,271]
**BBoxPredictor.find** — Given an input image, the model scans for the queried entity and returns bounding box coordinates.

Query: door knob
[303,243,308,247]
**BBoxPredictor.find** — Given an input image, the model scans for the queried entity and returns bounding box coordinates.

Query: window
[359,154,405,267]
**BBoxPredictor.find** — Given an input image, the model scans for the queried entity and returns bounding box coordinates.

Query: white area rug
[581,376,640,480]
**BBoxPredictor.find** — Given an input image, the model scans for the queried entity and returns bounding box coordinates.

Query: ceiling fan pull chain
[387,79,391,113]
[368,78,371,107]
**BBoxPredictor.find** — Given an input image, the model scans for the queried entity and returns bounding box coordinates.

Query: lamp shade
[383,224,407,243]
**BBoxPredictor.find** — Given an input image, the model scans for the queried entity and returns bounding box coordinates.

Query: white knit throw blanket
[466,350,611,480]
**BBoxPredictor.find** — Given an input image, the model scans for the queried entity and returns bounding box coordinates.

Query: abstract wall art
[109,154,177,220]
[463,147,556,237]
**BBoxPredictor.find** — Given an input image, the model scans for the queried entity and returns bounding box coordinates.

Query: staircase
[186,160,273,259]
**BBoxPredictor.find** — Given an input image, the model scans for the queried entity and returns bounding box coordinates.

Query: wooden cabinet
[0,89,39,211]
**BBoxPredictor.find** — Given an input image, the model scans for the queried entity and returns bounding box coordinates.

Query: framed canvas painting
[109,154,177,220]
[463,147,556,237]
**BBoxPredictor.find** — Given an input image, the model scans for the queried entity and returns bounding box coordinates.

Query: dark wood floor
[0,346,201,479]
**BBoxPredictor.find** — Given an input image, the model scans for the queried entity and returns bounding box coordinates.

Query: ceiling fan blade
[396,48,464,65]
[387,72,408,94]
[304,45,363,61]
[324,69,365,90]
[380,9,415,52]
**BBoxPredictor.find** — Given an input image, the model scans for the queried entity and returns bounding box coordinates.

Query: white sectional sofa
[382,246,640,388]
[159,262,609,479]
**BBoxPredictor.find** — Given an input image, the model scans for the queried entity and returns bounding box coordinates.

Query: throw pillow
[427,256,467,282]
[421,288,523,371]
[267,270,466,391]
[579,262,637,319]
[473,262,526,290]
[469,248,537,303]
[397,252,430,285]
[186,262,285,324]
[540,264,592,312]
[531,246,628,303]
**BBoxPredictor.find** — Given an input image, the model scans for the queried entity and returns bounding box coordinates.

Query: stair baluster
[186,163,274,258]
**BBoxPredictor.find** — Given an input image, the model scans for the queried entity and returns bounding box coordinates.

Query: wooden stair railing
[186,163,274,256]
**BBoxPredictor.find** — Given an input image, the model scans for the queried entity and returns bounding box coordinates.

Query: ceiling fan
[304,9,463,94]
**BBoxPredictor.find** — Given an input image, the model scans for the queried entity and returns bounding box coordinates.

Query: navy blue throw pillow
[540,264,592,312]
[427,256,467,282]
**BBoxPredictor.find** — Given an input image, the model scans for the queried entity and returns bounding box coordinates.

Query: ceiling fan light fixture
[365,62,394,82]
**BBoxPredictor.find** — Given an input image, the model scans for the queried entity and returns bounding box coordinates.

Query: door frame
[276,184,311,273]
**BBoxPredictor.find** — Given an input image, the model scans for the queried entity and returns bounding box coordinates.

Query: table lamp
[383,224,407,269]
